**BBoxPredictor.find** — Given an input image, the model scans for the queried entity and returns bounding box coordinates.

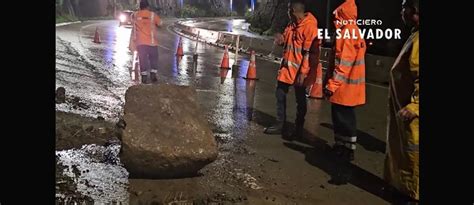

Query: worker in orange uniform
[264,0,318,140]
[324,0,366,163]
[130,0,161,84]
[384,0,419,202]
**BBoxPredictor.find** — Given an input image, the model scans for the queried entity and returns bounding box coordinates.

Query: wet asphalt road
[56,19,392,204]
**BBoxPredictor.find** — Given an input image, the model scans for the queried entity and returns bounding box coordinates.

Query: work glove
[323,88,333,99]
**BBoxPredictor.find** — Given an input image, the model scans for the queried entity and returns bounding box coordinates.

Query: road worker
[384,0,419,202]
[264,0,318,141]
[324,0,366,163]
[130,0,161,84]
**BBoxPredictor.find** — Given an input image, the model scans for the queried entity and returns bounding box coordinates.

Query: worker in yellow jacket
[384,0,419,202]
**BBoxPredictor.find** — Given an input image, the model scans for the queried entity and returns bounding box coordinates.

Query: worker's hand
[323,88,333,99]
[398,107,417,121]
[274,33,284,45]
[296,74,306,86]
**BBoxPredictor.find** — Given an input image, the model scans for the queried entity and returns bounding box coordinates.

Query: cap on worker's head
[402,0,419,13]
[139,0,149,9]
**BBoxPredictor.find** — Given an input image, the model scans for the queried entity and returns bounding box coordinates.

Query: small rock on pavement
[120,84,218,178]
[72,96,80,103]
[84,125,94,132]
[98,127,107,134]
[56,87,66,104]
[116,118,126,129]
[78,102,90,109]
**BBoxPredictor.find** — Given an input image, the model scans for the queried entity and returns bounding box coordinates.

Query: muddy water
[56,143,129,204]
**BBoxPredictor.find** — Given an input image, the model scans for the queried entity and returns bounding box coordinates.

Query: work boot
[328,172,350,185]
[387,189,419,205]
[150,73,158,83]
[141,75,149,84]
[264,122,284,134]
[284,124,303,141]
[346,149,355,162]
[331,144,345,157]
[328,162,352,185]
[341,146,355,162]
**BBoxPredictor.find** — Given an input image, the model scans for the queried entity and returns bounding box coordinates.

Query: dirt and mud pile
[56,111,122,150]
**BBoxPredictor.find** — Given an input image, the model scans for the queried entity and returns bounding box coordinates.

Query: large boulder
[120,84,218,178]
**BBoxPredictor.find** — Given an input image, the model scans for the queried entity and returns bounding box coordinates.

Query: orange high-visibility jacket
[277,12,318,85]
[326,0,366,106]
[132,9,161,46]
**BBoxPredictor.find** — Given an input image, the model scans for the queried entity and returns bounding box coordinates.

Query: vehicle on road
[118,10,134,27]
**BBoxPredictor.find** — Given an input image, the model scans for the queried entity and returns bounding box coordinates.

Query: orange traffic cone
[246,79,257,120]
[220,45,230,70]
[176,37,184,56]
[93,27,101,44]
[134,61,140,82]
[309,63,323,99]
[133,52,140,82]
[243,50,258,80]
[220,68,229,84]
